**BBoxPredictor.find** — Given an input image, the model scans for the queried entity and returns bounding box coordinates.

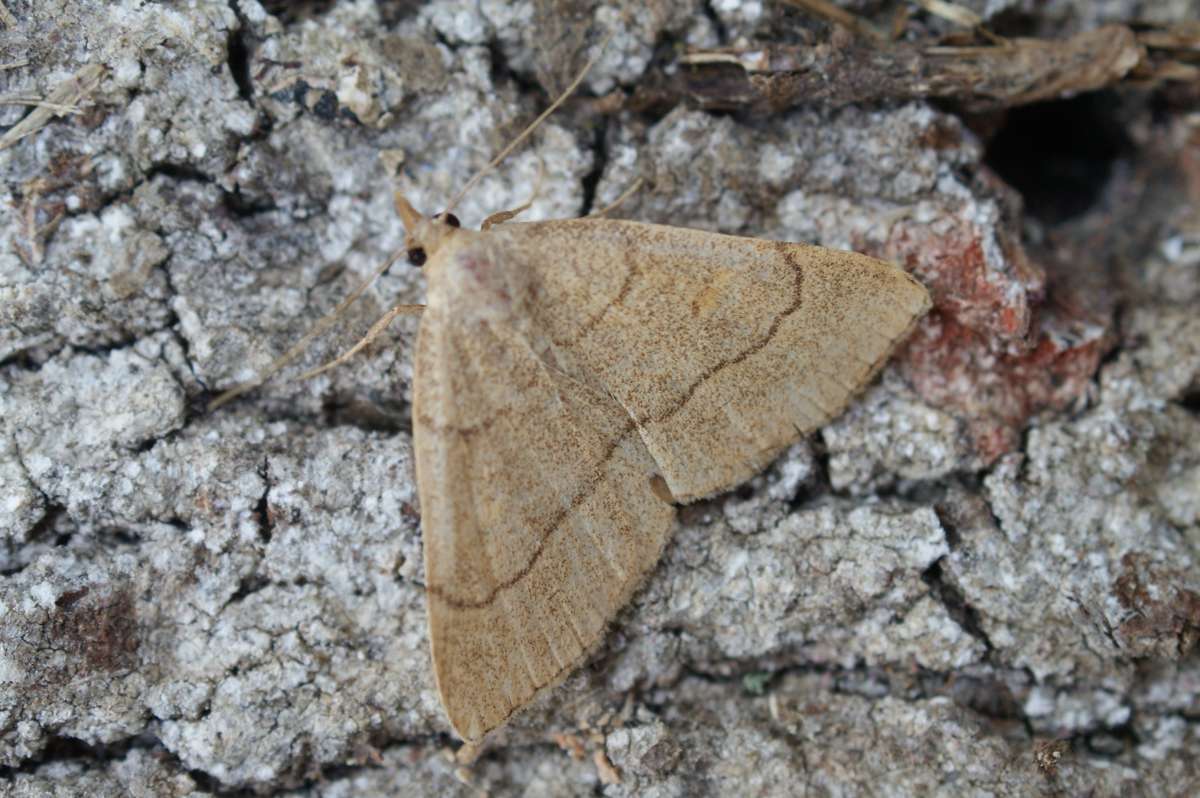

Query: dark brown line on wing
[429,241,807,611]
[645,240,805,425]
[550,251,638,348]
[415,407,506,441]
[426,418,640,610]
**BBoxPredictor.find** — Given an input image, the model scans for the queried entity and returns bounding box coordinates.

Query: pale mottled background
[2,1,1199,795]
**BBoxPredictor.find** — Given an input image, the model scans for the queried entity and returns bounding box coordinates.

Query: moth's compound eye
[407,247,427,267]
[440,212,461,228]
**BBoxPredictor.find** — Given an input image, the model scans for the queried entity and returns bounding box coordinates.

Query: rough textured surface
[2,0,1199,795]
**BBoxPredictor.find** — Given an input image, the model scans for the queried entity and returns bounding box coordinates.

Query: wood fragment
[1121,22,1200,87]
[0,95,82,114]
[889,6,911,41]
[594,749,621,785]
[1033,739,1070,778]
[680,25,1145,113]
[0,63,105,151]
[1133,60,1200,85]
[914,0,982,29]
[553,732,587,760]
[1136,21,1200,53]
[780,0,885,42]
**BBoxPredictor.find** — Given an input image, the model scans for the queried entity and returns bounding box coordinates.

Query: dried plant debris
[681,2,1200,114]
[1033,738,1071,778]
[680,24,1146,113]
[1130,21,1200,86]
[0,63,105,151]
[779,0,888,42]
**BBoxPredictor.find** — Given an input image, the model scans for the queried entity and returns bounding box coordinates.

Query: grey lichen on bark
[2,0,1199,795]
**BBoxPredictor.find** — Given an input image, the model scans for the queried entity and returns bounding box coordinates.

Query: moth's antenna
[443,29,614,215]
[207,249,403,411]
[208,30,614,413]
[588,177,644,218]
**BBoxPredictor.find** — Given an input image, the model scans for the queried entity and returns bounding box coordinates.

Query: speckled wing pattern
[414,218,930,741]
[497,219,932,501]
[413,281,676,742]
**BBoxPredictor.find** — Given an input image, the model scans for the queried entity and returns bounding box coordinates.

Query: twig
[780,0,885,42]
[680,25,1144,113]
[0,63,105,151]
[913,0,982,29]
[1137,23,1200,53]
[0,94,82,114]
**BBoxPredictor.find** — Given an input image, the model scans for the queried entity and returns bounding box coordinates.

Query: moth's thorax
[424,229,531,327]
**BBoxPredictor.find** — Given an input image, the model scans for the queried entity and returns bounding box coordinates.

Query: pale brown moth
[400,200,930,742]
[211,43,931,744]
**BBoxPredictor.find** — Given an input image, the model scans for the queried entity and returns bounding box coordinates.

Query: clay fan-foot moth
[210,46,931,745]
[398,196,930,742]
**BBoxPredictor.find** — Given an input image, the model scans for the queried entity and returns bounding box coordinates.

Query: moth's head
[395,193,461,268]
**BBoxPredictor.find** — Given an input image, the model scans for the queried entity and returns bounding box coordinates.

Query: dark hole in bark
[227,28,254,102]
[1182,388,1200,416]
[260,0,336,23]
[985,91,1132,225]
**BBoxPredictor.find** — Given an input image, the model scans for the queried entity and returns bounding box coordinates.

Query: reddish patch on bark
[883,216,1044,345]
[997,306,1023,338]
[48,586,140,673]
[1113,552,1200,658]
[874,190,1114,464]
[902,308,1108,465]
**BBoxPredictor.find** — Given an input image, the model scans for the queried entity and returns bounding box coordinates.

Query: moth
[396,195,930,742]
[211,45,932,745]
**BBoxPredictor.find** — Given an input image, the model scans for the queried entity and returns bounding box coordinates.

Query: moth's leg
[588,177,644,218]
[480,203,529,231]
[480,158,546,231]
[296,304,424,381]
